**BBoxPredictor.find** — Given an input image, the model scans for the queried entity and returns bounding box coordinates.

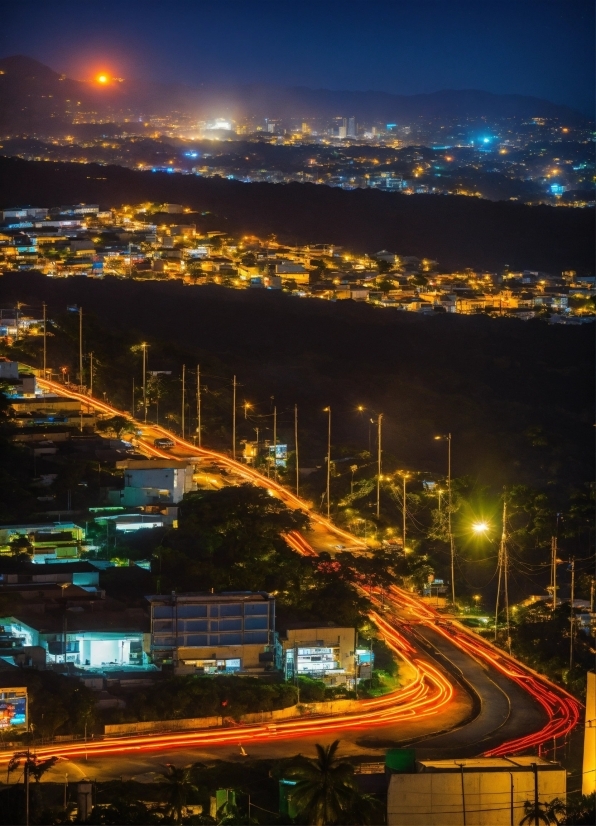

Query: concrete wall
[104,698,362,735]
[387,765,566,826]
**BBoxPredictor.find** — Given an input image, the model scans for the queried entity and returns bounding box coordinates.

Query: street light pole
[196,364,201,447]
[402,473,408,552]
[294,404,299,496]
[325,407,331,519]
[570,557,575,671]
[141,344,148,424]
[273,405,277,480]
[447,432,454,605]
[79,306,83,391]
[232,375,237,458]
[435,433,455,604]
[42,301,47,379]
[376,414,383,519]
[89,352,93,397]
[181,364,186,438]
[494,497,511,653]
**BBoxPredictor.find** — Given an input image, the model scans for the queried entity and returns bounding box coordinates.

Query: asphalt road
[27,378,567,781]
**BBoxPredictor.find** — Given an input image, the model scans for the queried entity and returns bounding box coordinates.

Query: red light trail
[31,377,582,761]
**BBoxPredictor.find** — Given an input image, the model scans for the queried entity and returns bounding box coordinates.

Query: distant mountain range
[0,55,591,134]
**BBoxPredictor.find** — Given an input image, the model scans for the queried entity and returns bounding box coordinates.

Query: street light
[323,407,331,519]
[472,521,490,534]
[243,401,252,419]
[397,471,411,551]
[140,343,149,424]
[434,433,455,605]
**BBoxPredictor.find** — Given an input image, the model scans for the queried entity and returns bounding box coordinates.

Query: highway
[9,375,581,776]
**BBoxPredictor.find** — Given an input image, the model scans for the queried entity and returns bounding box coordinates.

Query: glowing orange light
[97,74,109,84]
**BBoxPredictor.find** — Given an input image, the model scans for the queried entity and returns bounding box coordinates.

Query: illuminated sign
[0,687,27,728]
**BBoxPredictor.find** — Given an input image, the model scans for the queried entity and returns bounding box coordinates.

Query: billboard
[0,688,27,728]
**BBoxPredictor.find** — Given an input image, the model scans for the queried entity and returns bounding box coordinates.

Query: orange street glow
[97,74,109,84]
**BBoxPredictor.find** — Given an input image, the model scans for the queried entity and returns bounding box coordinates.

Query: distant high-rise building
[347,117,356,137]
[301,122,311,135]
[338,125,347,139]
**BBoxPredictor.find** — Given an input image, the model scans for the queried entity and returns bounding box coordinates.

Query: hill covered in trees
[1,271,593,490]
[0,156,593,273]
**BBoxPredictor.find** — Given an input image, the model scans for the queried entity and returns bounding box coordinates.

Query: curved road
[11,374,580,778]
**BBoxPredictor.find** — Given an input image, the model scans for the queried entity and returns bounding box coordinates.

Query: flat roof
[146,591,272,604]
[417,757,561,772]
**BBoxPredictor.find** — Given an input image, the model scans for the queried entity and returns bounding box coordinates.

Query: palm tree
[520,797,567,825]
[286,740,357,825]
[8,751,60,820]
[159,763,198,823]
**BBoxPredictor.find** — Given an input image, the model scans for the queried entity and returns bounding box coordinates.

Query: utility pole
[294,404,299,496]
[181,364,186,439]
[79,306,83,391]
[25,751,30,826]
[42,301,47,379]
[196,365,201,447]
[132,378,135,417]
[232,375,237,458]
[325,407,331,519]
[376,414,383,519]
[495,497,511,651]
[550,535,558,611]
[402,472,408,552]
[273,405,277,480]
[569,557,575,671]
[89,352,93,396]
[141,344,148,424]
[447,433,455,605]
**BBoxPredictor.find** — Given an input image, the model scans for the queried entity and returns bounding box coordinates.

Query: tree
[287,740,357,825]
[159,763,198,823]
[8,751,60,821]
[96,415,132,439]
[520,797,567,825]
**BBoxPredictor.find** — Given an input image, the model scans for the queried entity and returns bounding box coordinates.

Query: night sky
[2,0,594,115]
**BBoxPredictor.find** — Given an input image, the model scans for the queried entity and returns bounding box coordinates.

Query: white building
[387,757,566,826]
[108,459,195,507]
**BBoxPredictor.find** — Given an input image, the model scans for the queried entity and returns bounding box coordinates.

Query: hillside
[0,272,592,490]
[0,156,593,273]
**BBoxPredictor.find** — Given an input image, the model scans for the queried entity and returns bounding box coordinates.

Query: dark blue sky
[2,0,594,114]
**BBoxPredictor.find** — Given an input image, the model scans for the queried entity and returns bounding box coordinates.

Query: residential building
[108,458,195,506]
[279,624,356,685]
[0,523,86,562]
[387,757,566,826]
[0,613,150,670]
[147,591,276,674]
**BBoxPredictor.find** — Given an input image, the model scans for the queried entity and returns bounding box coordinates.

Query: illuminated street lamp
[472,521,490,534]
[243,401,252,419]
[434,433,454,604]
[140,343,149,424]
[397,471,411,551]
[323,407,331,519]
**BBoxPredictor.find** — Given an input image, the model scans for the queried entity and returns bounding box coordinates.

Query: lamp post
[78,307,83,392]
[435,433,454,605]
[294,404,299,496]
[196,364,201,447]
[398,471,411,551]
[324,407,331,519]
[232,375,237,459]
[140,343,149,424]
[375,414,383,519]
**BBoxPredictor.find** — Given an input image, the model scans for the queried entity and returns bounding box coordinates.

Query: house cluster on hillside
[1,203,594,322]
[0,360,372,719]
